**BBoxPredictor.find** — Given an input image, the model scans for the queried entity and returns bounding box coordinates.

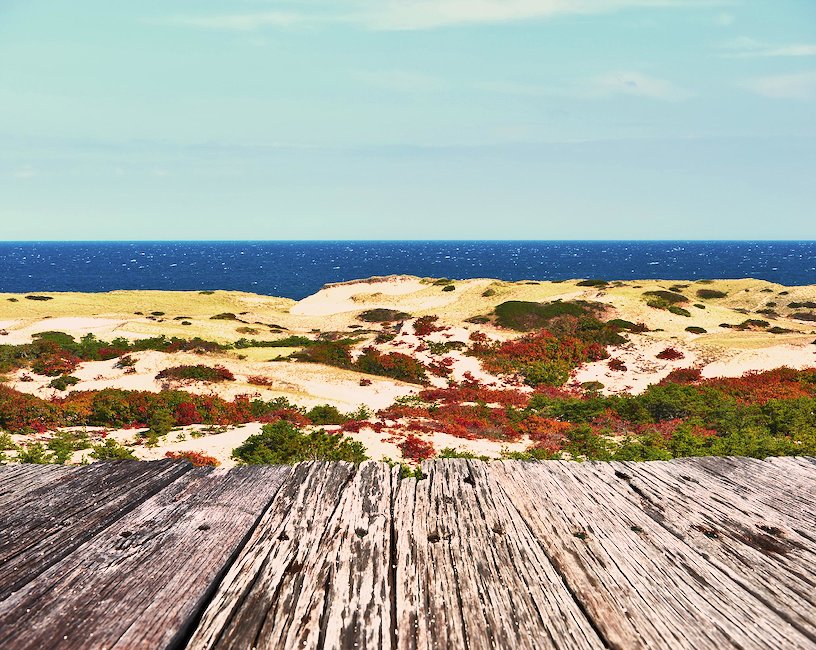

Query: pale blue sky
[1,0,814,240]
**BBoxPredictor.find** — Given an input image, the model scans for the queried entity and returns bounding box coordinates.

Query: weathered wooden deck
[0,457,814,649]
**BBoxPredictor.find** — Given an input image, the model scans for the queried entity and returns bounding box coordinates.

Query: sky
[0,0,814,240]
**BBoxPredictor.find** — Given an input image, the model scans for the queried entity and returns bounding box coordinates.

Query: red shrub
[248,375,275,387]
[607,358,627,372]
[660,367,702,385]
[174,402,202,426]
[517,416,571,453]
[399,434,436,462]
[656,347,685,361]
[165,450,220,467]
[413,316,444,337]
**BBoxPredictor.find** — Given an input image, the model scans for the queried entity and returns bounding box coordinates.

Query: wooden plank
[490,460,815,650]
[392,459,604,650]
[0,459,192,594]
[187,460,393,650]
[674,456,816,527]
[0,465,289,650]
[0,464,75,507]
[589,459,816,643]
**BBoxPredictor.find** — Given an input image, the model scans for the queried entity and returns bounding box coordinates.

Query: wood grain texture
[676,456,816,527]
[187,460,393,650]
[594,459,816,644]
[393,459,605,650]
[0,463,75,508]
[490,460,816,650]
[0,457,813,650]
[0,465,289,650]
[0,459,191,593]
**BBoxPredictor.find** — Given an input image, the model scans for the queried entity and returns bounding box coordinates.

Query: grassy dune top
[2,276,814,348]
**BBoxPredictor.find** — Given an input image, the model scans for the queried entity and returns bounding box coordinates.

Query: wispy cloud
[741,71,816,99]
[713,12,735,26]
[721,37,816,58]
[162,12,310,31]
[12,165,37,180]
[479,71,693,102]
[591,71,693,101]
[162,0,728,32]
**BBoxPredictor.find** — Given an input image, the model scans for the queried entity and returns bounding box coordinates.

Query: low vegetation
[357,308,411,322]
[232,420,367,464]
[156,365,235,382]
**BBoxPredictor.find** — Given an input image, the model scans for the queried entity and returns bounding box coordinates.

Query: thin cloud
[162,0,729,32]
[12,165,37,180]
[161,12,312,30]
[713,12,735,26]
[591,71,693,101]
[478,71,693,102]
[721,37,816,58]
[741,71,816,99]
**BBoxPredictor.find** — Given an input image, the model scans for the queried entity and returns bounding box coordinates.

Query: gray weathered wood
[0,457,813,650]
[674,456,816,527]
[592,459,816,643]
[0,465,289,650]
[490,460,815,649]
[187,461,393,650]
[0,463,75,507]
[0,459,191,593]
[393,459,605,650]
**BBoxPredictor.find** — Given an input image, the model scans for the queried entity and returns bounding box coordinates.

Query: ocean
[1,241,814,300]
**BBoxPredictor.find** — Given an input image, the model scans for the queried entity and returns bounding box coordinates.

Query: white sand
[291,276,427,316]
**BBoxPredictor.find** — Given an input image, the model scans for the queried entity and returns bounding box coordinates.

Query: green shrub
[735,319,769,330]
[643,290,688,305]
[47,430,91,463]
[667,306,692,317]
[25,295,53,301]
[90,438,137,461]
[644,290,691,316]
[696,289,728,299]
[232,420,367,465]
[234,336,315,349]
[521,360,572,387]
[685,326,707,334]
[19,442,53,464]
[577,279,608,287]
[441,285,455,292]
[500,447,561,461]
[0,432,17,451]
[438,447,491,461]
[481,288,496,297]
[49,375,80,391]
[432,278,452,286]
[494,300,596,331]
[147,409,175,438]
[306,404,348,425]
[210,313,238,321]
[156,365,235,382]
[357,308,411,322]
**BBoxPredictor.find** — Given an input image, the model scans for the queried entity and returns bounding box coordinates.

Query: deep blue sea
[1,241,814,300]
